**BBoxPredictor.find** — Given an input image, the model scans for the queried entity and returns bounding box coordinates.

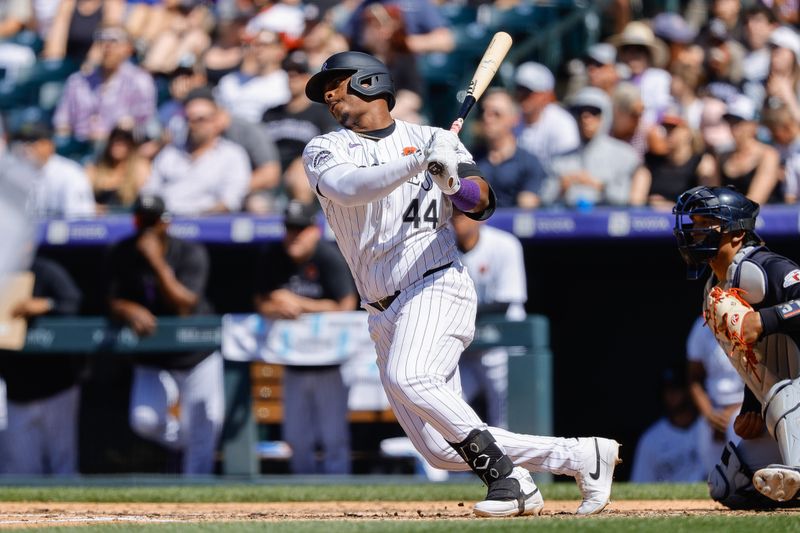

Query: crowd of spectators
[0,0,796,218]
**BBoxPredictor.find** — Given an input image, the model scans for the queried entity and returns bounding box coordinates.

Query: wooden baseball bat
[428,31,513,176]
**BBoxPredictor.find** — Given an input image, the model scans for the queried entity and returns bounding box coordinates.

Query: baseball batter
[674,185,800,508]
[302,51,619,517]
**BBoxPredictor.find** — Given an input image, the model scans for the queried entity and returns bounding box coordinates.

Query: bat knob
[428,162,443,175]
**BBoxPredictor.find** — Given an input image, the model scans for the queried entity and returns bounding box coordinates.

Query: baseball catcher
[674,185,800,509]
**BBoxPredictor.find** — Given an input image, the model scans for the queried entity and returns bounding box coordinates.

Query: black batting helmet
[673,186,761,279]
[305,51,395,110]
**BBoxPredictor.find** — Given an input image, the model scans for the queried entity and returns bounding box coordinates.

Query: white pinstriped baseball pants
[366,262,586,476]
[129,351,225,474]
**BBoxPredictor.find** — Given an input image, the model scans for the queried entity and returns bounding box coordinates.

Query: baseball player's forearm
[109,298,157,335]
[457,176,496,221]
[688,381,715,417]
[317,154,426,207]
[147,260,199,315]
[295,295,354,313]
[461,177,491,212]
[758,298,800,337]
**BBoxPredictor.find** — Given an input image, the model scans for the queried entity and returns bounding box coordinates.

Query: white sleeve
[219,145,252,212]
[554,114,580,156]
[630,427,657,483]
[140,153,164,195]
[604,149,638,205]
[303,137,426,207]
[786,153,800,199]
[493,233,527,306]
[686,316,710,363]
[63,165,96,218]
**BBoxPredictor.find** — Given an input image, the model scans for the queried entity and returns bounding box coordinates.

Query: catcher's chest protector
[705,246,800,402]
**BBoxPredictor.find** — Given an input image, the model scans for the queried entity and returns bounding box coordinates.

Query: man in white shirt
[142,88,251,215]
[10,121,95,219]
[215,30,291,123]
[514,62,580,177]
[631,367,712,483]
[687,315,745,473]
[452,210,526,429]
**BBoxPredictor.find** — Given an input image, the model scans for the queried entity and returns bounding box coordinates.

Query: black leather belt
[367,262,453,312]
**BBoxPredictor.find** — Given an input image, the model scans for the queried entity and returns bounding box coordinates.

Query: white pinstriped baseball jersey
[302,118,593,483]
[303,120,474,303]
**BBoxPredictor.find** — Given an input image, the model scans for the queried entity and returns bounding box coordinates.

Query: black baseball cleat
[473,466,544,517]
[575,437,621,515]
[753,465,800,502]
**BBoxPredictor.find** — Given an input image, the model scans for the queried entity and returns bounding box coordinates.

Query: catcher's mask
[305,51,396,110]
[673,186,760,280]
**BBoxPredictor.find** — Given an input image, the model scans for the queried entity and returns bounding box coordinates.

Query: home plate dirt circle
[0,500,792,527]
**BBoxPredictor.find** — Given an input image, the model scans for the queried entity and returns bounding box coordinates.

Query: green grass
[14,516,800,533]
[0,482,709,502]
[3,483,800,532]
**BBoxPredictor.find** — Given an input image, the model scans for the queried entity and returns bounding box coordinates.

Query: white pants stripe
[367,264,585,477]
[129,351,225,474]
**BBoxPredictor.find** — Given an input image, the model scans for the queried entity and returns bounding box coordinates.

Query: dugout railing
[12,314,552,477]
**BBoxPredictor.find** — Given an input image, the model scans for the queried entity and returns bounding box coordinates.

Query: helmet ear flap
[348,69,395,110]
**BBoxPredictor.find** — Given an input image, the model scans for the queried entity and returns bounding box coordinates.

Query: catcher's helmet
[305,51,396,110]
[673,186,761,279]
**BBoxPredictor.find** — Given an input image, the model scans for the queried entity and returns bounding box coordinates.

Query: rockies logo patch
[311,150,334,169]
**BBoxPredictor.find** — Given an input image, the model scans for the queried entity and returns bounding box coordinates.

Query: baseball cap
[244,29,281,46]
[566,86,610,115]
[171,53,199,77]
[133,193,170,227]
[10,120,52,142]
[514,62,555,93]
[184,86,216,106]
[584,43,616,66]
[6,107,53,142]
[723,95,757,122]
[652,12,697,44]
[283,200,319,228]
[660,365,688,389]
[769,26,800,65]
[283,50,310,73]
[708,18,730,42]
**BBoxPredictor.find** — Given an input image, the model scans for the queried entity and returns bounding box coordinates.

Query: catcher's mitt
[706,287,761,381]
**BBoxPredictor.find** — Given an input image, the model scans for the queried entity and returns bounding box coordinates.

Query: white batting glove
[423,131,461,195]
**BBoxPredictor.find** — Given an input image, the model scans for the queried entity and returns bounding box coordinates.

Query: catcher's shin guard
[763,379,800,467]
[709,441,779,509]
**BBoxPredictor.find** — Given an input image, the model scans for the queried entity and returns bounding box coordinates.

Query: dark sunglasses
[722,115,745,126]
[187,113,215,124]
[572,105,602,116]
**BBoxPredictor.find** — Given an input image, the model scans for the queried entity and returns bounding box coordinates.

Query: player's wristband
[450,178,480,211]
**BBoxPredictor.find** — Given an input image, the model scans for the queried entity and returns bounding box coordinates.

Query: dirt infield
[0,499,785,528]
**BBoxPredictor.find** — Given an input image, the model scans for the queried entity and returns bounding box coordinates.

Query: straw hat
[609,21,669,69]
